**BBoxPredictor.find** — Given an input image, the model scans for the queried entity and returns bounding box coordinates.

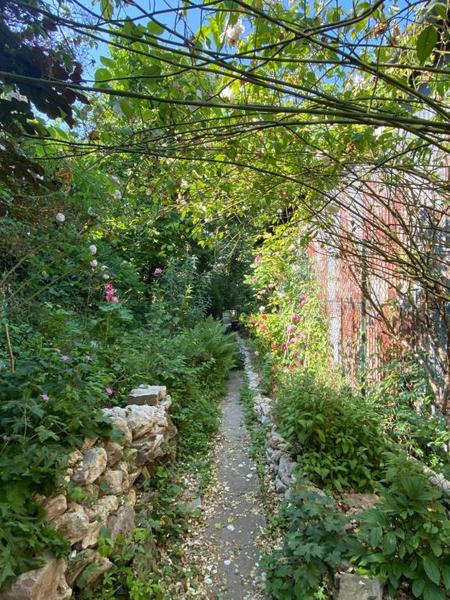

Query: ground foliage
[0,134,240,592]
[0,0,449,596]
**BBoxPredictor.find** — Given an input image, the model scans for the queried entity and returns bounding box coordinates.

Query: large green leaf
[416,25,438,63]
[423,582,445,600]
[423,555,441,586]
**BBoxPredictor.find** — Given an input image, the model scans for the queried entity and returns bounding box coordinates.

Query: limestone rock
[81,438,97,451]
[82,483,99,499]
[275,476,288,493]
[0,553,71,600]
[44,495,67,522]
[98,469,124,495]
[66,550,95,587]
[124,489,137,507]
[107,504,135,540]
[128,385,166,406]
[53,509,90,545]
[125,470,141,489]
[124,405,167,439]
[335,574,382,600]
[104,441,123,466]
[77,556,112,589]
[102,408,132,445]
[269,449,282,466]
[71,447,107,485]
[267,430,289,451]
[254,396,271,424]
[341,493,379,512]
[278,454,296,486]
[67,550,112,589]
[132,434,165,465]
[85,495,119,521]
[67,450,83,468]
[81,521,101,549]
[160,395,172,409]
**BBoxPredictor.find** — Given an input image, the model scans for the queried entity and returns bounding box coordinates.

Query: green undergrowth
[0,313,238,594]
[264,456,450,600]
[0,364,116,590]
[257,361,450,600]
[79,465,190,600]
[79,324,238,599]
[273,370,387,493]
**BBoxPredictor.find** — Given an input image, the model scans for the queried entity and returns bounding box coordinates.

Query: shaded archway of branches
[1,0,449,413]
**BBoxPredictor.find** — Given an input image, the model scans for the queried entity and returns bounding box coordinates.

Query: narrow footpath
[181,370,266,599]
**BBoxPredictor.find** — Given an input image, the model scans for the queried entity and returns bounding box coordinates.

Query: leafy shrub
[274,371,386,492]
[353,456,450,600]
[0,360,114,590]
[368,357,450,477]
[264,487,351,599]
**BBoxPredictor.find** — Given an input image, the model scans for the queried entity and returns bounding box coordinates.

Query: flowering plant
[104,282,119,303]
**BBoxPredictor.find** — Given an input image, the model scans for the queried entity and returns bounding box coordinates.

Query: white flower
[259,306,266,312]
[90,259,98,268]
[110,176,120,185]
[113,190,122,200]
[101,264,108,271]
[220,86,235,101]
[103,273,110,280]
[55,212,65,223]
[88,244,97,255]
[373,126,386,139]
[224,18,244,46]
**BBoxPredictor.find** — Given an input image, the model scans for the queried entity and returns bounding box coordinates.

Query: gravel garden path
[180,369,267,599]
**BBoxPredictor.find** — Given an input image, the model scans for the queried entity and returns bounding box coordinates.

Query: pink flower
[291,313,301,324]
[105,282,119,302]
[154,267,163,275]
[299,293,308,304]
[60,355,70,361]
[105,387,114,395]
[281,343,287,352]
[286,324,296,333]
[255,255,262,263]
[40,393,49,401]
[288,337,296,345]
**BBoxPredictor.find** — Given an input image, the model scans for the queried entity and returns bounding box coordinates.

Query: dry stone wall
[0,385,176,600]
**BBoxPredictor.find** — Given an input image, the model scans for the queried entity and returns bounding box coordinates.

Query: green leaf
[412,578,425,598]
[423,582,445,600]
[442,564,450,591]
[148,21,165,35]
[368,526,383,548]
[384,531,397,554]
[36,425,59,442]
[430,539,442,557]
[423,555,441,586]
[95,68,111,82]
[100,0,113,19]
[416,25,438,63]
[139,65,162,78]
